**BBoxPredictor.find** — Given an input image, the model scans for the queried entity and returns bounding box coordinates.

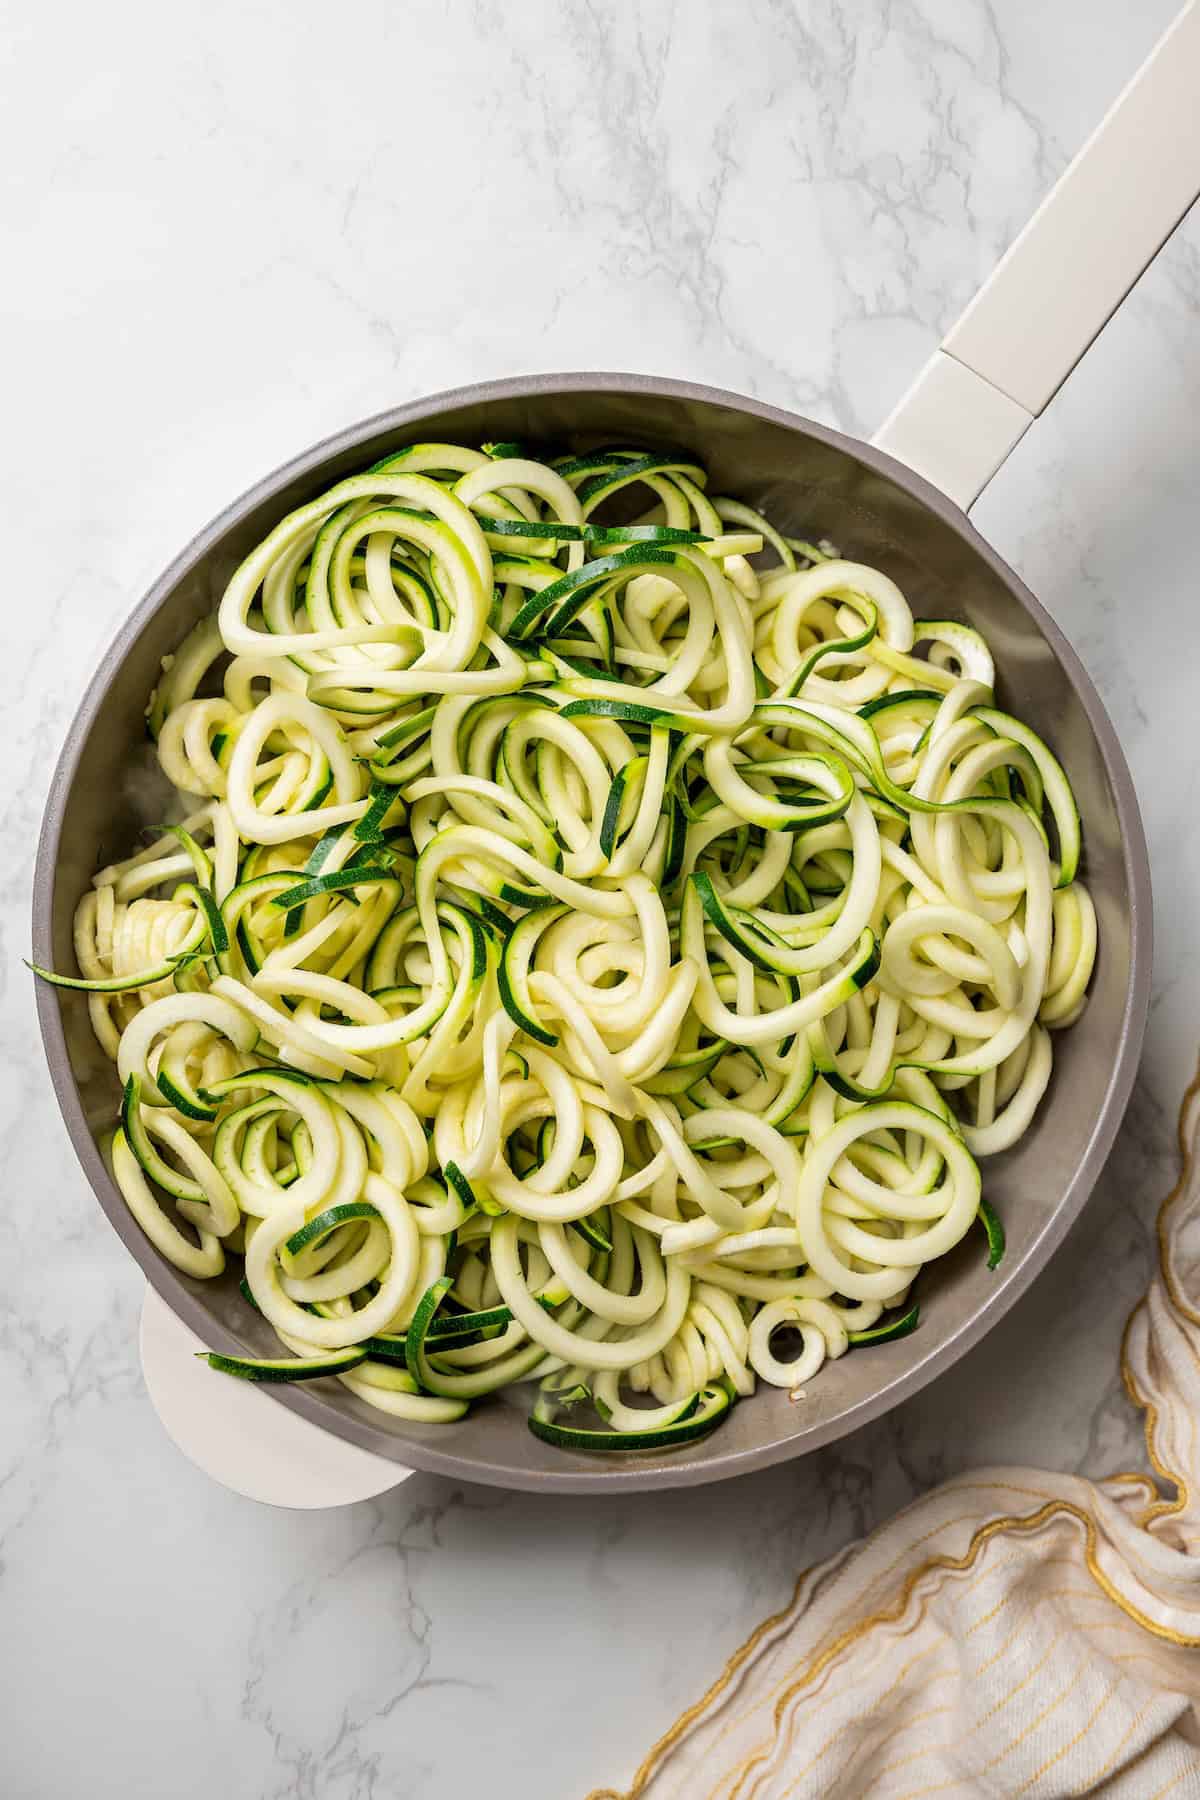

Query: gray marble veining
[2,2,1196,1795]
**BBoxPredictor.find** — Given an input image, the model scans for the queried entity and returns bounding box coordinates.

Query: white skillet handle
[140,1285,411,1508]
[874,0,1200,509]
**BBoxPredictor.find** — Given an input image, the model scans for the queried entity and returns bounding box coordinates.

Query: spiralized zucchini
[35,440,1097,1452]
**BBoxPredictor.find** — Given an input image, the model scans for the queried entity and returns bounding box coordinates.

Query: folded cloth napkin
[589,1073,1200,1799]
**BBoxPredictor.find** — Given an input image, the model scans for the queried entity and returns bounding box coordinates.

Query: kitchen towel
[589,1070,1200,1799]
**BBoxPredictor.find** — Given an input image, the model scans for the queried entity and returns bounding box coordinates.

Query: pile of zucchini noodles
[37,441,1097,1453]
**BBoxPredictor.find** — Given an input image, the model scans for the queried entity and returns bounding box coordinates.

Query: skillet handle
[873,1,1200,510]
[139,1285,411,1508]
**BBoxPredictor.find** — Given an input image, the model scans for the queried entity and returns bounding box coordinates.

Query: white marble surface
[3,2,1199,1794]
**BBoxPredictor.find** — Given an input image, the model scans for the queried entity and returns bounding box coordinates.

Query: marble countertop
[4,2,1199,1794]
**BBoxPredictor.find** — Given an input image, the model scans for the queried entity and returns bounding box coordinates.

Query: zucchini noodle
[34,440,1098,1453]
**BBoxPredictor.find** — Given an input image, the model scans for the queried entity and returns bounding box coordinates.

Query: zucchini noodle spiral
[36,440,1098,1453]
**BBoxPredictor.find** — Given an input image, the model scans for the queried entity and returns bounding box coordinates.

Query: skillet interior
[33,375,1151,1493]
